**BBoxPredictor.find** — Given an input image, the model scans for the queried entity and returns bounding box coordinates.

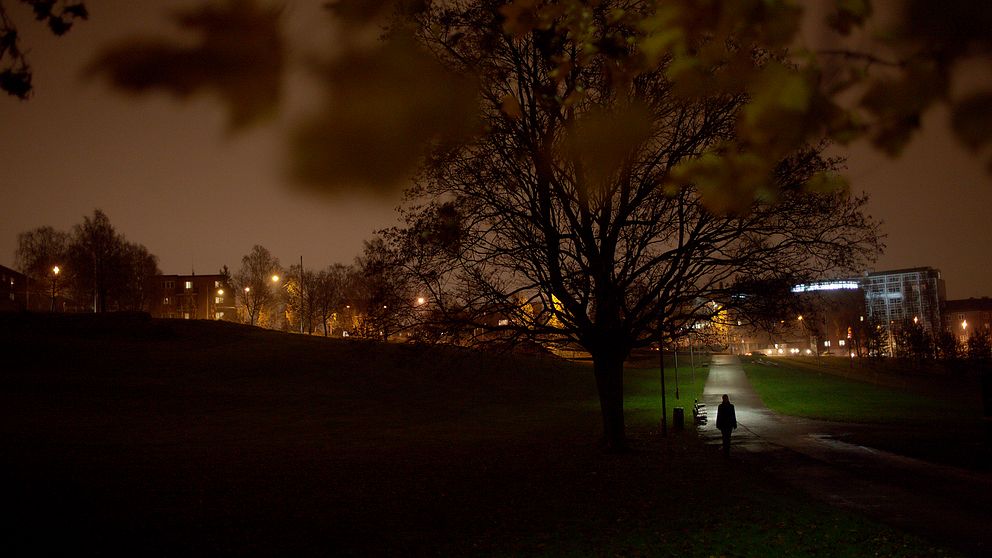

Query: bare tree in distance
[393,3,883,450]
[349,237,417,341]
[67,209,122,313]
[312,263,350,337]
[285,263,320,334]
[15,226,69,307]
[115,241,160,312]
[233,245,282,327]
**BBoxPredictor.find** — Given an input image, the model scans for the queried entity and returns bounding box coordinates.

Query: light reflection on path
[695,354,992,555]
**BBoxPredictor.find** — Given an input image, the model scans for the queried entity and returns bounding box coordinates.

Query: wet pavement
[698,355,992,557]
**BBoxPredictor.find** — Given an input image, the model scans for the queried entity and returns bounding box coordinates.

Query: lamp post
[244,286,252,325]
[50,265,60,312]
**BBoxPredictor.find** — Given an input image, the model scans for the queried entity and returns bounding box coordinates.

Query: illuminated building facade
[148,274,236,321]
[741,268,946,357]
[862,267,945,356]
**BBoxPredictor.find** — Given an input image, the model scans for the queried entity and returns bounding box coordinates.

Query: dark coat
[716,402,737,432]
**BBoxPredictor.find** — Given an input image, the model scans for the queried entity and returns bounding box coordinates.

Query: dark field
[0,314,963,556]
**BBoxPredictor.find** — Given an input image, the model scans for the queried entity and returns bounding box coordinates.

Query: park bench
[693,400,708,425]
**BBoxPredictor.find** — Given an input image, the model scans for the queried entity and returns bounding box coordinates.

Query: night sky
[2,0,990,299]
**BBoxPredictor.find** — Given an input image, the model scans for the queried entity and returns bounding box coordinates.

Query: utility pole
[300,255,305,334]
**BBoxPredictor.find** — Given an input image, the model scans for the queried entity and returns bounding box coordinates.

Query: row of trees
[895,318,992,362]
[229,240,417,339]
[15,210,160,312]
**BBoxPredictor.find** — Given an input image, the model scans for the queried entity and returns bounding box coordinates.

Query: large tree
[66,209,122,313]
[394,1,882,450]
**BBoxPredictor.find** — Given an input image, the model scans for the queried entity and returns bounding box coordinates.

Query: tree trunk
[592,350,627,452]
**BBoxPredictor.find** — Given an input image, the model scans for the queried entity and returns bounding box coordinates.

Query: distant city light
[791,281,860,293]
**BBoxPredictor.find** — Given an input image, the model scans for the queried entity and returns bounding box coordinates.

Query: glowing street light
[50,265,61,312]
[271,274,280,283]
[417,297,426,306]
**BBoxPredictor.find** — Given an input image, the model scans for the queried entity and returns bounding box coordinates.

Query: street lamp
[50,265,60,312]
[244,287,252,325]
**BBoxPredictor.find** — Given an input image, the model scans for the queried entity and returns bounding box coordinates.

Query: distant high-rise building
[862,267,945,356]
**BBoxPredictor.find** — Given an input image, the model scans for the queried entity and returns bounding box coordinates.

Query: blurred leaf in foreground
[89,0,283,131]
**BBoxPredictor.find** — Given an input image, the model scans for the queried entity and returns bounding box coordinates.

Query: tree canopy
[390,0,882,449]
[15,209,161,312]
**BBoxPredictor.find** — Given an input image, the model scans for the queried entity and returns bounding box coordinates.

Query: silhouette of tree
[116,241,160,312]
[232,244,282,327]
[311,263,350,337]
[15,225,68,278]
[894,317,933,360]
[14,225,68,309]
[968,327,991,362]
[393,2,882,450]
[935,329,961,361]
[349,237,415,341]
[16,210,160,312]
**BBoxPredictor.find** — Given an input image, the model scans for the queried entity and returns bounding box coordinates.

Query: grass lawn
[743,357,989,470]
[0,314,965,556]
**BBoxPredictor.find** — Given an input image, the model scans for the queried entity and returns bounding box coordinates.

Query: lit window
[498,319,509,326]
[216,312,225,320]
[185,281,193,290]
[824,340,831,347]
[215,281,221,288]
[215,297,223,304]
[838,340,846,347]
[163,297,170,305]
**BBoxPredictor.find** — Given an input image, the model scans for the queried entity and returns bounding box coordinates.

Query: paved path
[698,355,992,557]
